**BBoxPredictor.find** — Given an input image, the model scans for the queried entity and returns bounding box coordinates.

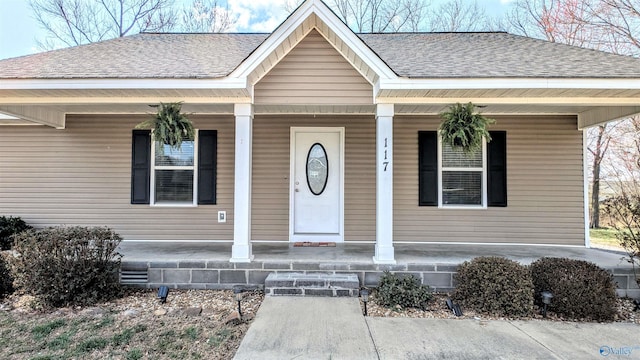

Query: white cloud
[227,0,291,33]
[499,0,515,4]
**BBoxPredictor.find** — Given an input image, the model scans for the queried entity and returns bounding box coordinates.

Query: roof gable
[231,0,397,87]
[254,30,373,106]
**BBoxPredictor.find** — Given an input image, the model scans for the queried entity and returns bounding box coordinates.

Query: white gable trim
[230,0,396,82]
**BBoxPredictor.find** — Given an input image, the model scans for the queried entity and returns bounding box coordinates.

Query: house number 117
[383,137,389,172]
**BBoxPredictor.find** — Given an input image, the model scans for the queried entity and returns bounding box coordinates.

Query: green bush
[530,257,617,321]
[0,253,13,299]
[453,256,534,317]
[11,226,123,308]
[375,271,432,310]
[0,216,32,250]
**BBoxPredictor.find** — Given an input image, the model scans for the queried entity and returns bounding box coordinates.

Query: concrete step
[265,272,360,297]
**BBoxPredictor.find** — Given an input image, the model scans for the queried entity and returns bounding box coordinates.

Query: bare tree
[30,0,177,49]
[285,0,428,32]
[287,0,503,33]
[505,0,629,230]
[328,0,429,32]
[588,124,613,228]
[428,0,501,32]
[587,0,640,55]
[180,0,237,33]
[505,0,616,47]
[602,116,640,284]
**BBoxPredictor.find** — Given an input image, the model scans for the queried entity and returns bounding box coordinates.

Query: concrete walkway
[235,297,640,360]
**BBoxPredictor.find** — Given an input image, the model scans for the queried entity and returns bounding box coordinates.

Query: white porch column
[374,103,396,264]
[231,104,254,262]
[583,129,591,248]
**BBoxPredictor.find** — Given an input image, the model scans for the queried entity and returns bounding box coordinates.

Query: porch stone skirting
[120,260,640,298]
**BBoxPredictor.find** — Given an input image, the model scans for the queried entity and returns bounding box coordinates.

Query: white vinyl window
[150,133,198,206]
[438,136,487,208]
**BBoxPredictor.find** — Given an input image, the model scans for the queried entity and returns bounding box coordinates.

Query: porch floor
[117,241,632,269]
[116,242,638,297]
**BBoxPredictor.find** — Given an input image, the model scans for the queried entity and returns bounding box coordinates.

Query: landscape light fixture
[157,286,169,304]
[446,298,463,317]
[233,286,243,318]
[360,288,369,316]
[541,291,553,318]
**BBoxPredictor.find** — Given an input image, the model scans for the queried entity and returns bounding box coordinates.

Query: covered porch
[118,241,639,298]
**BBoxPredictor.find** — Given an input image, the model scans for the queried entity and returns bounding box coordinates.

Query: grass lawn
[0,289,262,360]
[590,228,625,250]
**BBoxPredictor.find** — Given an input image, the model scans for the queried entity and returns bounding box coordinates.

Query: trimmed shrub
[376,271,432,310]
[453,256,534,317]
[530,257,617,321]
[0,216,32,250]
[11,226,123,308]
[0,253,13,299]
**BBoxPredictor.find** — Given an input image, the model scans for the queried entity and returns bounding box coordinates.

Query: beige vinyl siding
[252,115,375,241]
[254,29,373,106]
[0,115,234,240]
[394,115,585,245]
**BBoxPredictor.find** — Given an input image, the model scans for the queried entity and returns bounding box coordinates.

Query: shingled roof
[1,31,640,79]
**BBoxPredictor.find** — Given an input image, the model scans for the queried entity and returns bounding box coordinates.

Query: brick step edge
[265,287,359,297]
[264,279,359,288]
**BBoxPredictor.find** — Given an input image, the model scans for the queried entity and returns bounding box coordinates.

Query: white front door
[290,127,344,242]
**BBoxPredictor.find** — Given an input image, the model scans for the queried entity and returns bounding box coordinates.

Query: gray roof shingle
[360,32,640,78]
[0,33,268,79]
[1,31,640,79]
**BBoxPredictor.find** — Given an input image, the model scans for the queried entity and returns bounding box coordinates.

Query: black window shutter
[198,130,217,205]
[418,131,438,206]
[487,131,507,207]
[131,130,151,204]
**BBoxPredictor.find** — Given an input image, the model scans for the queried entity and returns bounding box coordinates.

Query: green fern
[136,102,195,150]
[439,102,495,154]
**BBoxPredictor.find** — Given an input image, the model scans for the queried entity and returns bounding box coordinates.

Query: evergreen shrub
[530,257,617,321]
[453,256,534,317]
[0,216,32,250]
[376,271,432,310]
[11,226,123,307]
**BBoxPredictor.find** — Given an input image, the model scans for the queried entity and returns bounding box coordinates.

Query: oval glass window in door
[306,143,329,195]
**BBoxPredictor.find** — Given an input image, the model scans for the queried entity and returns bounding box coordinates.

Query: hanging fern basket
[439,102,495,154]
[136,102,195,150]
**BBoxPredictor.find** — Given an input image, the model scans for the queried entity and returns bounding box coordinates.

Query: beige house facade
[1,0,640,264]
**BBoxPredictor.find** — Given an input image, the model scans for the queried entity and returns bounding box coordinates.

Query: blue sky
[0,0,512,60]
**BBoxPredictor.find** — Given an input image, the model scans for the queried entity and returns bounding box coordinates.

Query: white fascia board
[1,96,252,105]
[380,77,640,90]
[0,77,247,90]
[230,0,396,81]
[377,97,640,106]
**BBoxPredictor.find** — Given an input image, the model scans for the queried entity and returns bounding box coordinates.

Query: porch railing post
[231,103,254,263]
[374,103,396,264]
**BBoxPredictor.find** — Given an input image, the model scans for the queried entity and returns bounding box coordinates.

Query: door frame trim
[289,127,345,242]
